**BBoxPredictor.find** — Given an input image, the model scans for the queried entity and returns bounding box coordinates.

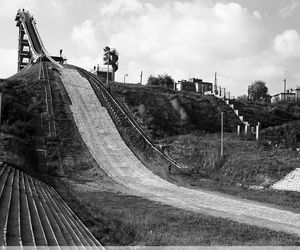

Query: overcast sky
[1,0,300,96]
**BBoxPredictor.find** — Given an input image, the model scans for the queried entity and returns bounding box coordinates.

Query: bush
[147,74,174,89]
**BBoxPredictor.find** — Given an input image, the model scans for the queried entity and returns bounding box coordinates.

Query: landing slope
[60,68,300,237]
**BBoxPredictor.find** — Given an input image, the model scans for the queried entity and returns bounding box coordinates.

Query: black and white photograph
[0,0,300,248]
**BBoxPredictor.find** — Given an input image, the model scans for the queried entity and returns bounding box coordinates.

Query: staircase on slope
[0,162,102,247]
[224,99,254,134]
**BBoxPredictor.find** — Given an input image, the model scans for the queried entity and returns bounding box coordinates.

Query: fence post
[244,122,248,135]
[256,122,260,141]
[237,125,240,136]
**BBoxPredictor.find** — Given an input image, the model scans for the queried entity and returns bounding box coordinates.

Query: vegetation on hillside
[109,81,300,210]
[262,120,300,148]
[0,66,42,139]
[147,74,175,89]
[163,133,298,186]
[230,99,300,128]
[111,83,242,139]
[248,80,271,102]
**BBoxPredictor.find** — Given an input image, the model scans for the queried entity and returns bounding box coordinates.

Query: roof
[272,92,296,97]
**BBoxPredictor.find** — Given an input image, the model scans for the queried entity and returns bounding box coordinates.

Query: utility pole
[284,78,286,102]
[140,71,143,85]
[221,112,224,156]
[106,54,110,86]
[0,92,2,129]
[214,72,218,95]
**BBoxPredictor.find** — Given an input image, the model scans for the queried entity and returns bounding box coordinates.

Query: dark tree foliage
[147,74,174,89]
[237,94,248,101]
[248,81,269,101]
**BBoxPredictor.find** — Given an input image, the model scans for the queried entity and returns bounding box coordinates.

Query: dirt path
[60,68,300,237]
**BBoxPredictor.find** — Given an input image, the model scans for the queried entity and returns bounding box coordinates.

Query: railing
[78,68,184,170]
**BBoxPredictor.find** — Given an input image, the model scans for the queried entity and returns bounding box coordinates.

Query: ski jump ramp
[60,67,300,237]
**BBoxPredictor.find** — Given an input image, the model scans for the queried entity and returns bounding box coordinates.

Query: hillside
[230,99,300,128]
[108,81,300,209]
[111,82,243,140]
[0,65,42,140]
[1,64,300,246]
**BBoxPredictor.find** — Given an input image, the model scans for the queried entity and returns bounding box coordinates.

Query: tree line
[147,75,271,102]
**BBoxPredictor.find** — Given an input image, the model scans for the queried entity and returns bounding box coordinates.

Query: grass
[111,82,242,139]
[107,82,300,209]
[51,177,300,246]
[230,99,300,128]
[161,133,300,210]
[0,63,43,139]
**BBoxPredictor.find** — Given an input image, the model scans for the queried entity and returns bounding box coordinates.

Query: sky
[1,0,300,97]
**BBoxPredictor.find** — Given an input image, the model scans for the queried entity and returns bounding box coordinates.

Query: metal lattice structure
[15,9,62,72]
[15,16,32,72]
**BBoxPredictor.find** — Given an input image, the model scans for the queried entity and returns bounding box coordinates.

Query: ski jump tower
[15,12,32,72]
[15,9,62,72]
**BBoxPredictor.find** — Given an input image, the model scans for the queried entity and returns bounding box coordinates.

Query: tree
[147,74,174,88]
[248,81,269,101]
[237,94,248,101]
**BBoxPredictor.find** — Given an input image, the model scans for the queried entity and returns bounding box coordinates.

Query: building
[175,78,213,94]
[271,88,300,103]
[96,68,114,83]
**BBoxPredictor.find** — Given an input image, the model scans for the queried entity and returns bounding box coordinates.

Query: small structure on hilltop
[96,67,113,83]
[175,78,213,94]
[271,88,300,103]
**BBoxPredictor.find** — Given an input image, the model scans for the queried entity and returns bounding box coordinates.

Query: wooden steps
[0,162,102,247]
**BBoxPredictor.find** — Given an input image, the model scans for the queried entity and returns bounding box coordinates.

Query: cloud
[279,2,300,18]
[253,11,261,20]
[71,20,98,52]
[98,0,265,94]
[48,0,66,16]
[0,49,18,78]
[100,0,144,17]
[274,30,300,58]
[0,0,38,18]
[68,55,100,71]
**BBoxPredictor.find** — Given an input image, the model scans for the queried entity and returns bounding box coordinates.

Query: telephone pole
[284,78,287,102]
[140,71,143,85]
[0,92,2,129]
[221,112,224,156]
[214,72,218,95]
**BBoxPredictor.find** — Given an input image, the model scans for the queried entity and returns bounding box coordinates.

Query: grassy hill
[111,83,243,140]
[1,65,300,245]
[230,99,300,128]
[0,64,42,139]
[109,82,300,210]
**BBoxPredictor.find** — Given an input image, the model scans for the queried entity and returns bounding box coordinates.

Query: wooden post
[237,125,240,136]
